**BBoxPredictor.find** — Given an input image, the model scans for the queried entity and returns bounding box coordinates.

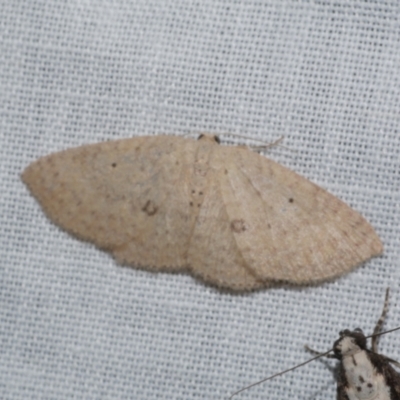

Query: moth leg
[304,345,336,358]
[371,287,390,353]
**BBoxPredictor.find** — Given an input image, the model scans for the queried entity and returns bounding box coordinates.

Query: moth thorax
[336,336,363,357]
[342,350,391,400]
[334,330,367,359]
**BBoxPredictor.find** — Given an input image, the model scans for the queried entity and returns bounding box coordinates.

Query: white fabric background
[1,1,399,399]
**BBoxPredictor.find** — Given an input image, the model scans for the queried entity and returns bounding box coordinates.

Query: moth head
[198,134,220,144]
[333,329,367,359]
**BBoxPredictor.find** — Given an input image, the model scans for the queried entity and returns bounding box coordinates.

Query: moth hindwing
[333,289,400,400]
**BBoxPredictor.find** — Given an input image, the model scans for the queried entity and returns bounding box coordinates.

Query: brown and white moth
[332,288,400,400]
[229,289,400,399]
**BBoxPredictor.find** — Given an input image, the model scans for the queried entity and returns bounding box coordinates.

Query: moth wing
[383,364,400,398]
[213,145,383,284]
[370,352,400,398]
[22,136,197,271]
[186,162,267,291]
[336,365,350,400]
[379,354,400,369]
[336,386,350,400]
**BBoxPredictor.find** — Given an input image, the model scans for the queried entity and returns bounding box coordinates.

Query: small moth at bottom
[229,289,400,399]
[332,289,400,399]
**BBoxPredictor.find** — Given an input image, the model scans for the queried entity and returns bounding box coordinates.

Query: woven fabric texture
[1,1,400,399]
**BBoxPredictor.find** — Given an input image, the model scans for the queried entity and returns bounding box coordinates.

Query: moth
[333,289,400,399]
[229,288,400,399]
[21,134,382,291]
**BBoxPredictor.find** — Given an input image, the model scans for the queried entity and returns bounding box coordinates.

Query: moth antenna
[304,344,321,356]
[304,345,336,359]
[183,132,269,144]
[215,132,275,144]
[185,131,290,150]
[367,325,400,341]
[228,349,332,399]
[191,131,293,152]
[249,136,293,152]
[371,287,390,352]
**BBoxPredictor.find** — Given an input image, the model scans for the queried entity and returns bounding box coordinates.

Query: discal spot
[142,200,158,216]
[194,164,208,177]
[231,219,247,233]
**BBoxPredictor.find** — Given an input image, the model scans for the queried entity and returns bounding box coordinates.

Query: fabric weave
[1,1,399,399]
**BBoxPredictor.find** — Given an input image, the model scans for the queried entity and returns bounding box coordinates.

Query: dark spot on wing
[288,198,294,203]
[195,164,208,176]
[231,219,247,233]
[111,162,117,168]
[142,200,158,216]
